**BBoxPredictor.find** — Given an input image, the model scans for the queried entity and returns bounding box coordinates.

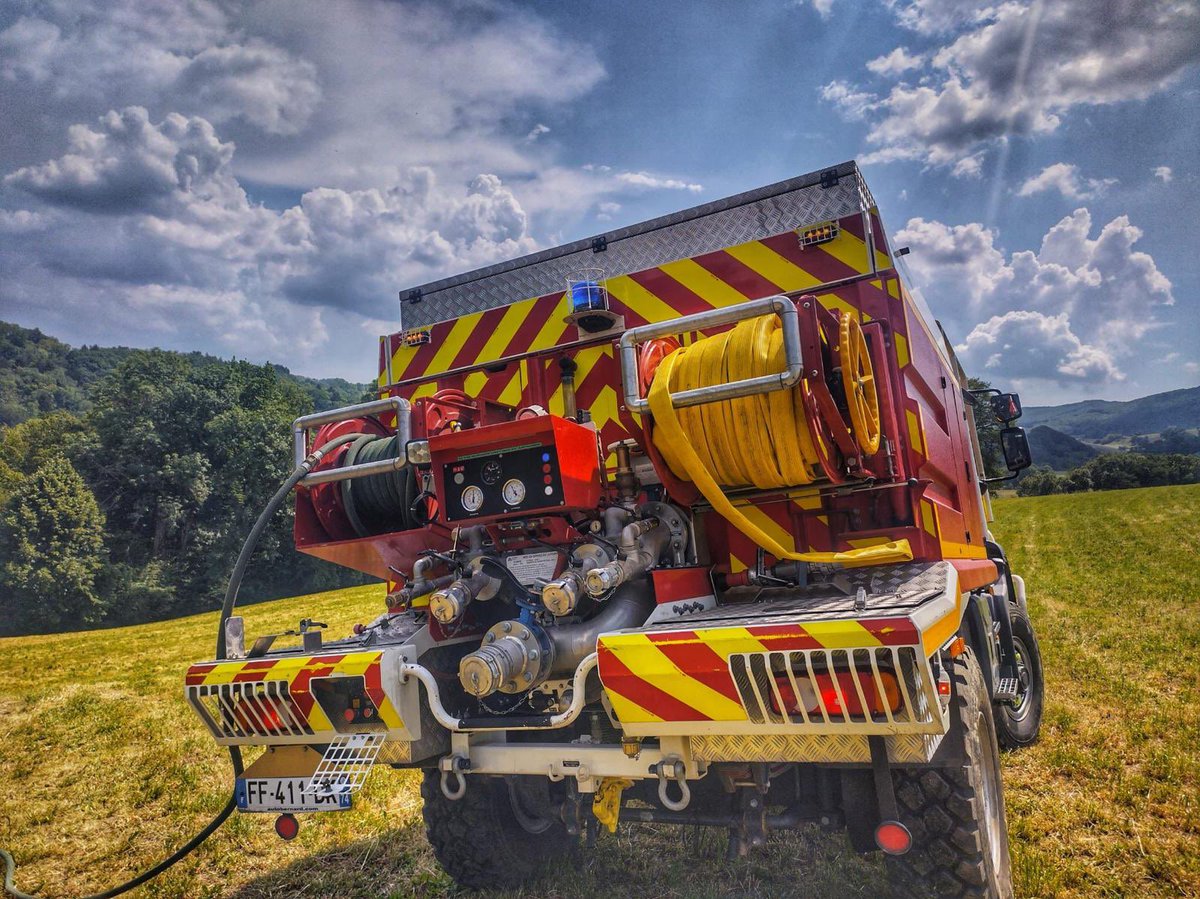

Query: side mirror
[990,392,1023,423]
[1000,426,1032,473]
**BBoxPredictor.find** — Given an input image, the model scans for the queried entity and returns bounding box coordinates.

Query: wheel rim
[978,711,1005,873]
[506,778,556,835]
[1007,636,1034,722]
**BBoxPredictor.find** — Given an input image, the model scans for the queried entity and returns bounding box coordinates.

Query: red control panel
[430,415,603,524]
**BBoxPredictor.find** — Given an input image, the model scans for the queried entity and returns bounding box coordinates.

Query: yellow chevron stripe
[605,274,684,324]
[906,408,924,455]
[816,233,870,276]
[693,626,768,656]
[895,332,910,369]
[725,240,822,292]
[735,503,797,556]
[528,295,571,354]
[425,314,480,379]
[801,620,884,649]
[603,685,664,724]
[659,258,749,307]
[473,301,530,367]
[497,361,525,407]
[615,634,747,720]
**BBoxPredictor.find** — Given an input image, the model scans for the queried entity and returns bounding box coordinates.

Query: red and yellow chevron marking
[378,215,893,453]
[597,617,920,724]
[185,651,403,731]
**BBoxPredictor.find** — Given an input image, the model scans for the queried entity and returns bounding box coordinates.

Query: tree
[966,377,1006,479]
[0,456,107,634]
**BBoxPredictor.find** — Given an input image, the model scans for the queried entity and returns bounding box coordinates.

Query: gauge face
[481,460,502,485]
[460,485,484,513]
[501,478,526,506]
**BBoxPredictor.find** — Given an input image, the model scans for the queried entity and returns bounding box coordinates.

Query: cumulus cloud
[958,311,1122,383]
[615,171,704,192]
[1154,166,1173,183]
[820,80,877,121]
[525,124,551,142]
[828,0,1200,171]
[0,109,542,370]
[1017,163,1117,200]
[898,208,1174,385]
[866,47,925,76]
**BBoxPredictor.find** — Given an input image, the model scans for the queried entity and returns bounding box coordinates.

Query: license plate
[235,777,352,813]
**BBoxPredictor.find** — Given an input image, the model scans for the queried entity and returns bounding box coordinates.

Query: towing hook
[655,757,690,812]
[440,756,469,801]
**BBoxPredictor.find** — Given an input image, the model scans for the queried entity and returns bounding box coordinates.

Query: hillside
[0,321,371,426]
[1026,424,1100,470]
[1,485,1197,898]
[1022,384,1200,440]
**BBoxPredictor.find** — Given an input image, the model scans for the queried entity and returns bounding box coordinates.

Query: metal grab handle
[292,395,412,485]
[619,295,804,414]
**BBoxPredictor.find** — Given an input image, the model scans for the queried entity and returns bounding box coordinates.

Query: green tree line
[1016,452,1200,497]
[0,352,370,636]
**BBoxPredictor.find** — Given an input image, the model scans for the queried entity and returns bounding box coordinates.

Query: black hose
[3,433,362,898]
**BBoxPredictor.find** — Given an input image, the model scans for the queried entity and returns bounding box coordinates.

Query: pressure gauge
[501,478,526,506]
[481,460,502,485]
[461,485,484,513]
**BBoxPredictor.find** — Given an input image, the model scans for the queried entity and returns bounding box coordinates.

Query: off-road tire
[421,771,575,890]
[993,605,1044,750]
[886,649,1013,899]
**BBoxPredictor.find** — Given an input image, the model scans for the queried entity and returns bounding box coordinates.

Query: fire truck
[186,161,1044,898]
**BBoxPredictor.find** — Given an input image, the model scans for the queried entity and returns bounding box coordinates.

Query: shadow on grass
[228,818,887,899]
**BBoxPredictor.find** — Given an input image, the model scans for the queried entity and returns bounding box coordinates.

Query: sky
[1,0,1197,405]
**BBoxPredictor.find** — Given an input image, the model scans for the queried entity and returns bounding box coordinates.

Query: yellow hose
[648,315,911,567]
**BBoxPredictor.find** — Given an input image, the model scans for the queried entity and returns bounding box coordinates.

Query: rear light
[275,813,300,841]
[770,669,903,719]
[875,820,912,855]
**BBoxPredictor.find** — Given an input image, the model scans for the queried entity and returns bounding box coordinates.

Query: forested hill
[0,321,370,426]
[1021,385,1200,440]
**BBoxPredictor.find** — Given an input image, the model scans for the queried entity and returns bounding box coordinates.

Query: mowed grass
[1,484,1198,898]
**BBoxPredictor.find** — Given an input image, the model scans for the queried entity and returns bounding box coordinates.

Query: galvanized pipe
[619,295,803,414]
[292,395,412,467]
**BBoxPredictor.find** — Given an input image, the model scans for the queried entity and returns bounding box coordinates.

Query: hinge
[591,235,608,254]
[819,168,840,189]
[402,288,423,305]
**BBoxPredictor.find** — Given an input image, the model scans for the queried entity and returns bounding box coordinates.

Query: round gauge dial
[460,485,484,512]
[501,478,526,506]
[481,460,502,485]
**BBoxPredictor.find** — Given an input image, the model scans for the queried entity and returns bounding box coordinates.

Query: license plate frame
[235,777,352,813]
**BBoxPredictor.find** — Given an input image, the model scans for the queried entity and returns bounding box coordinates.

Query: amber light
[771,669,903,718]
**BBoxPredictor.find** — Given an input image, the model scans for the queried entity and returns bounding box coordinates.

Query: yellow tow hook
[592,777,634,834]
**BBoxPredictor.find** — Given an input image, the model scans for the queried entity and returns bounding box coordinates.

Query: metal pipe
[619,295,803,414]
[292,396,411,467]
[545,583,653,675]
[399,652,599,732]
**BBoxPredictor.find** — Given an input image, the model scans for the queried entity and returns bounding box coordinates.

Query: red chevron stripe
[645,632,743,704]
[746,624,823,652]
[858,617,921,646]
[692,249,784,300]
[627,268,712,318]
[448,306,508,371]
[502,294,561,358]
[597,644,713,721]
[759,233,862,284]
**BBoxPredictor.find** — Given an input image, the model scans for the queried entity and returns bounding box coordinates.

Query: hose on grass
[2,433,363,898]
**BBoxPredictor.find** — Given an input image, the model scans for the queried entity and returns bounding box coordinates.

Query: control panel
[429,415,602,524]
[443,443,564,521]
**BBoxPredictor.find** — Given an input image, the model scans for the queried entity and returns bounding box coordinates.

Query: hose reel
[621,294,910,567]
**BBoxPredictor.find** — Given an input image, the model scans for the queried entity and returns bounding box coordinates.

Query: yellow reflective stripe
[603,687,664,724]
[725,241,821,292]
[474,301,530,367]
[425,314,480,379]
[895,332,910,369]
[616,634,748,720]
[659,257,748,307]
[605,274,683,323]
[802,620,883,649]
[693,626,768,656]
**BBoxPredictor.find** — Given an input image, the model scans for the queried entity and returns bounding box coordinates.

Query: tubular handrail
[619,295,803,414]
[291,395,412,484]
[399,652,599,732]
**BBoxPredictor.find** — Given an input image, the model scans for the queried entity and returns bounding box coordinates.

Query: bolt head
[502,621,512,633]
[485,632,495,643]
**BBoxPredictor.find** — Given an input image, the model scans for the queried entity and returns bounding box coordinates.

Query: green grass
[2,485,1199,897]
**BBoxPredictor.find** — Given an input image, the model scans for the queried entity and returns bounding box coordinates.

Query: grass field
[1,484,1198,898]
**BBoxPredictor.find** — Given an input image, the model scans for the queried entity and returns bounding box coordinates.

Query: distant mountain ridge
[1026,425,1101,471]
[1022,385,1200,440]
[1,321,371,426]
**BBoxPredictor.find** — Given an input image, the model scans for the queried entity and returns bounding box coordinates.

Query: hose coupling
[458,620,551,697]
[542,570,587,616]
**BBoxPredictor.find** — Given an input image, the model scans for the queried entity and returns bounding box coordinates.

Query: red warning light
[275,813,300,841]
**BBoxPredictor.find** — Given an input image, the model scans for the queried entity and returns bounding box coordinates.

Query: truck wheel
[420,771,575,890]
[993,605,1044,750]
[887,649,1013,899]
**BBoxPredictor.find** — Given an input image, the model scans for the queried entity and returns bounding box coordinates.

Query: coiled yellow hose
[648,313,911,567]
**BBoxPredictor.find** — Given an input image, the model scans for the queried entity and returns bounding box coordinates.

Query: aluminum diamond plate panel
[689,731,943,764]
[398,161,875,328]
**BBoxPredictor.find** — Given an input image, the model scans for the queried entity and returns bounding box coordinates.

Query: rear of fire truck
[185,161,1044,898]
